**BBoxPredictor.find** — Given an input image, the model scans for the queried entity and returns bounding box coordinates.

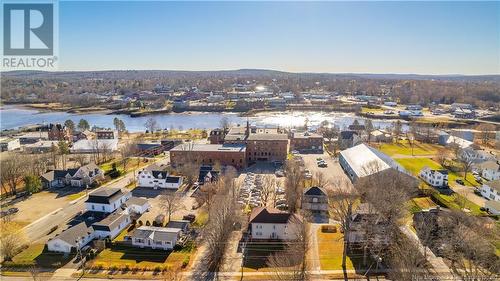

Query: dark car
[182,214,196,223]
[455,179,464,185]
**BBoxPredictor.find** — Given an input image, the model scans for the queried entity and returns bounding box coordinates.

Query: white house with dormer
[479,180,500,202]
[459,148,495,164]
[248,207,301,240]
[419,167,449,188]
[85,188,131,213]
[137,169,183,189]
[474,161,500,181]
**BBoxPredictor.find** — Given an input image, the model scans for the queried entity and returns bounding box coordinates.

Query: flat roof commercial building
[339,143,407,182]
[170,143,247,169]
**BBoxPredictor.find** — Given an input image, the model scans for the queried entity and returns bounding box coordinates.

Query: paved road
[23,158,169,243]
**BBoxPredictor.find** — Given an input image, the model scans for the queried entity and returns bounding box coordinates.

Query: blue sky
[59,1,499,74]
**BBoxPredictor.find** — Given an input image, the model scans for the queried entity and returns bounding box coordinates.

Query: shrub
[182,256,190,268]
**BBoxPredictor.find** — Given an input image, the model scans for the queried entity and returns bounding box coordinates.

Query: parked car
[182,214,196,223]
[275,199,287,205]
[455,179,464,185]
[317,161,328,168]
[276,203,289,210]
[304,169,313,179]
[275,169,284,177]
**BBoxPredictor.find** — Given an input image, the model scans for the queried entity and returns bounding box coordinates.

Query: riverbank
[5,102,112,114]
[0,105,401,132]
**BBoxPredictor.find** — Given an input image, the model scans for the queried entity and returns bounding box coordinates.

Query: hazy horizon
[23,1,500,74]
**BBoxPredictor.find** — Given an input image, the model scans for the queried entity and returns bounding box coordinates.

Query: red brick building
[208,129,226,144]
[48,123,72,142]
[170,143,246,169]
[246,134,289,163]
[95,130,118,139]
[290,132,323,152]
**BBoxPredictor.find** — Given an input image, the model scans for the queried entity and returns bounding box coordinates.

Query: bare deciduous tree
[160,191,183,222]
[312,172,329,189]
[73,153,89,167]
[120,141,138,171]
[440,211,500,280]
[0,221,26,261]
[0,155,24,196]
[327,182,358,276]
[144,117,159,133]
[260,175,276,206]
[436,147,449,167]
[267,216,309,281]
[284,159,304,213]
[193,174,241,281]
[386,232,431,281]
[457,149,473,182]
[196,181,219,214]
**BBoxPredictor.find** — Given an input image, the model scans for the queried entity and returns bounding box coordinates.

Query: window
[102,206,105,211]
[155,241,162,245]
[91,205,95,210]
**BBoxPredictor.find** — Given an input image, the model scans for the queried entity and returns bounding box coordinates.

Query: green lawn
[317,227,355,270]
[192,211,208,227]
[430,191,486,216]
[8,243,73,268]
[91,243,194,270]
[412,197,438,211]
[66,191,86,201]
[377,141,441,157]
[396,158,479,187]
[100,158,145,174]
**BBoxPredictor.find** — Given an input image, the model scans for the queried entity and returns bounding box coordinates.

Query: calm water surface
[0,105,404,132]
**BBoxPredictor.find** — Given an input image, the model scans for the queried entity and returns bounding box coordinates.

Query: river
[0,105,405,132]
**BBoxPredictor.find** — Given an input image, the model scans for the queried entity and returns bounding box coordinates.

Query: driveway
[449,182,486,207]
[132,186,197,225]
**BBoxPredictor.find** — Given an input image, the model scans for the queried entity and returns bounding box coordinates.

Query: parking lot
[2,188,84,227]
[131,186,198,225]
[299,151,353,191]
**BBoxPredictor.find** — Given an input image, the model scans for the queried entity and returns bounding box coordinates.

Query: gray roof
[292,132,322,139]
[124,197,149,207]
[92,212,129,231]
[340,143,407,178]
[51,222,93,246]
[41,170,71,181]
[130,226,181,242]
[476,161,499,171]
[171,143,246,152]
[166,176,182,183]
[304,186,327,196]
[165,220,190,230]
[486,180,500,192]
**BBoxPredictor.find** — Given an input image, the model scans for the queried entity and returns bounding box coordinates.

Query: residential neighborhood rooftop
[249,207,297,224]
